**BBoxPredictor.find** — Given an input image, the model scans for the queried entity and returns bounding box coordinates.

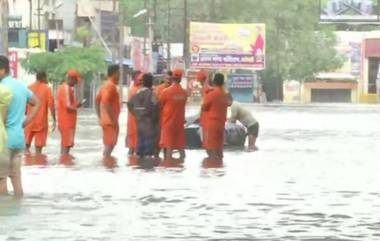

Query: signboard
[8,51,18,78]
[131,37,153,73]
[100,11,119,43]
[228,74,254,89]
[320,0,380,22]
[187,70,203,98]
[318,32,365,79]
[28,31,47,50]
[190,22,265,70]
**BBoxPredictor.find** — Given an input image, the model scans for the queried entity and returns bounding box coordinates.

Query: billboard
[190,22,265,70]
[28,31,47,50]
[130,37,153,73]
[320,0,380,22]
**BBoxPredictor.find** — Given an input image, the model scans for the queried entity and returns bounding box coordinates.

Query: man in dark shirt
[128,73,160,158]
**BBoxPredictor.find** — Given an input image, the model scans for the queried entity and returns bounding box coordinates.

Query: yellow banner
[190,22,265,70]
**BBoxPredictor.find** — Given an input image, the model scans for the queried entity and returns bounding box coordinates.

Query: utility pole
[210,0,216,21]
[0,0,9,55]
[118,2,124,101]
[29,0,33,31]
[38,0,41,48]
[167,0,171,68]
[112,0,117,63]
[143,0,147,55]
[183,0,189,68]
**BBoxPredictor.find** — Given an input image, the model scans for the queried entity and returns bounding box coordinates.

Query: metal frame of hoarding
[319,0,380,24]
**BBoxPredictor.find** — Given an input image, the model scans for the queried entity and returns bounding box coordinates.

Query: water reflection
[1,106,380,240]
[59,154,75,166]
[159,158,184,169]
[102,156,118,170]
[202,158,224,169]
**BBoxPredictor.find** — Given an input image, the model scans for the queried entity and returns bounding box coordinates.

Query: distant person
[0,55,40,197]
[201,73,229,160]
[57,69,81,158]
[155,70,173,98]
[128,73,160,158]
[228,95,259,151]
[96,65,121,159]
[126,70,142,156]
[25,71,56,155]
[159,68,188,160]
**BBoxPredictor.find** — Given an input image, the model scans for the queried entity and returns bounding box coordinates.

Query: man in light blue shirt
[0,55,40,197]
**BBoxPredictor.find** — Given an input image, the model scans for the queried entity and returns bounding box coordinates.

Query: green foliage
[75,26,92,47]
[21,47,107,83]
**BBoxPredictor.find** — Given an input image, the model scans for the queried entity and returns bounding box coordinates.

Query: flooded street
[1,104,380,241]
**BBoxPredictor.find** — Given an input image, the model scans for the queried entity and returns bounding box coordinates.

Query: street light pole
[112,0,117,63]
[0,0,9,55]
[38,0,41,48]
[167,0,171,68]
[183,0,189,68]
[118,3,124,102]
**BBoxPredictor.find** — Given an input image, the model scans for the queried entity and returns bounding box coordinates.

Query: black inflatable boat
[185,114,247,149]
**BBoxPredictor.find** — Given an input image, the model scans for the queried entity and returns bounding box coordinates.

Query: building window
[8,29,19,43]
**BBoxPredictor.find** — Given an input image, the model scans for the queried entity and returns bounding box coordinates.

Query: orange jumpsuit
[159,83,188,149]
[127,83,141,149]
[155,83,169,98]
[57,82,78,148]
[25,81,55,147]
[202,86,229,151]
[96,80,120,146]
[200,85,214,126]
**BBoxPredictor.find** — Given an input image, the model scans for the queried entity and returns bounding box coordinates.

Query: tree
[21,47,107,83]
[75,26,92,47]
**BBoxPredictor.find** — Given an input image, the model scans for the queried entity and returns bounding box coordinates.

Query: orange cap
[173,68,184,78]
[67,69,81,81]
[196,70,207,82]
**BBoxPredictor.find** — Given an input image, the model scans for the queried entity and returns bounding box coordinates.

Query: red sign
[8,51,18,78]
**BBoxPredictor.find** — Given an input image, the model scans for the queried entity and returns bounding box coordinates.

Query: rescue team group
[0,55,259,197]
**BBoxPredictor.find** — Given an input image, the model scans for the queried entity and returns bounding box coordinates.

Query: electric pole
[0,0,9,55]
[38,0,41,48]
[118,2,124,101]
[112,0,117,63]
[167,0,171,68]
[183,0,189,68]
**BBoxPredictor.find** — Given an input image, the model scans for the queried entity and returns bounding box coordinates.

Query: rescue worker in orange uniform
[57,69,82,158]
[159,68,188,160]
[155,70,173,158]
[96,65,121,159]
[198,70,213,129]
[201,73,229,160]
[126,70,142,156]
[25,71,56,155]
[155,70,173,98]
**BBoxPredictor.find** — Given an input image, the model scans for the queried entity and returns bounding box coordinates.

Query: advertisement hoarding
[320,0,380,22]
[190,22,265,70]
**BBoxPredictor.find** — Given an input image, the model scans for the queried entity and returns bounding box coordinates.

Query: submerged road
[1,104,380,241]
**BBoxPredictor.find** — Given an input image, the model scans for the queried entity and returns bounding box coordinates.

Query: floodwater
[1,104,380,241]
